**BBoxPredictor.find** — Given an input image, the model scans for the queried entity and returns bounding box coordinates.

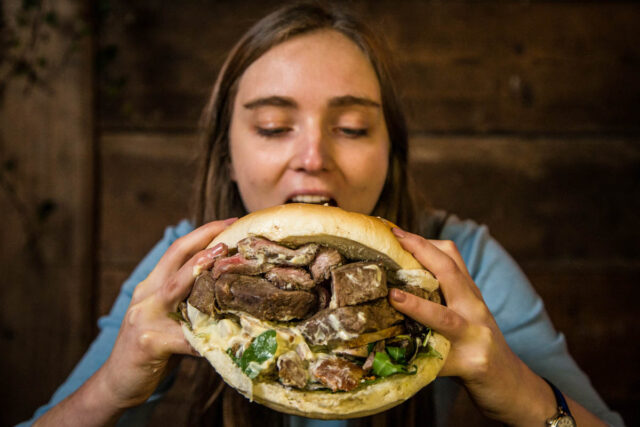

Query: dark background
[1,1,639,425]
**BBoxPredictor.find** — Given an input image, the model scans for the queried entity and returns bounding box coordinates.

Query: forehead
[236,29,382,104]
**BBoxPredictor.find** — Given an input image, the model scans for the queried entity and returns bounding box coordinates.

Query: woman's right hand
[100,218,235,407]
[36,218,235,426]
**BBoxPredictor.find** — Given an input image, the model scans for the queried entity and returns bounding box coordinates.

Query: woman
[24,2,622,426]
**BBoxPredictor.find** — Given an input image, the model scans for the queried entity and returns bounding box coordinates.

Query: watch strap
[543,377,573,417]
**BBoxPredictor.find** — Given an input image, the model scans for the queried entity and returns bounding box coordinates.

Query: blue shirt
[19,217,625,426]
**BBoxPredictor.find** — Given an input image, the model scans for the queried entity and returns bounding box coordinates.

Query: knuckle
[161,276,180,301]
[439,257,459,277]
[441,240,458,253]
[126,306,141,326]
[137,331,155,353]
[469,326,495,376]
[439,308,463,331]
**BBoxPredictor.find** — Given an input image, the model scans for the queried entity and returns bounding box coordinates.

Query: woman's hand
[99,218,235,408]
[36,218,235,426]
[387,227,604,426]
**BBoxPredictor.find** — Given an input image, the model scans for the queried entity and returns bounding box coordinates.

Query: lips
[286,194,338,207]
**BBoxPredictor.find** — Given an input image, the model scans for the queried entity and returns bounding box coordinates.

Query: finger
[392,228,474,301]
[149,218,237,287]
[428,239,482,299]
[136,243,227,304]
[158,243,228,309]
[138,324,200,358]
[428,240,470,277]
[389,288,468,341]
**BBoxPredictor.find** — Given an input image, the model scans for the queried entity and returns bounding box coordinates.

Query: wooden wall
[2,1,639,425]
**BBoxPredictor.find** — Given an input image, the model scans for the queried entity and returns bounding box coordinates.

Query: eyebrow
[244,96,297,109]
[243,95,380,110]
[328,95,380,109]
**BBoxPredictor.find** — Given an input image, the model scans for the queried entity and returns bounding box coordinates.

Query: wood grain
[98,1,640,133]
[0,0,94,424]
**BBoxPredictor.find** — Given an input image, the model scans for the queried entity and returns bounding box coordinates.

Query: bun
[209,203,423,271]
[186,204,450,419]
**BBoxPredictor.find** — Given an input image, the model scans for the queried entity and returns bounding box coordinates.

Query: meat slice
[238,236,318,267]
[298,299,404,346]
[214,274,317,322]
[277,351,308,388]
[211,253,273,279]
[188,272,217,316]
[265,267,315,290]
[330,262,388,307]
[310,247,344,282]
[311,357,364,392]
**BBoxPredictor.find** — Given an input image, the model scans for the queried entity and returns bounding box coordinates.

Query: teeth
[290,195,331,204]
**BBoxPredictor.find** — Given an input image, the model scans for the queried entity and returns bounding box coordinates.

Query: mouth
[286,195,338,207]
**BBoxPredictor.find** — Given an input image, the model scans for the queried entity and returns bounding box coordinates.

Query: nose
[293,121,331,173]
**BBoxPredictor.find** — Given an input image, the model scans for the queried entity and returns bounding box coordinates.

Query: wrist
[504,365,558,426]
[75,366,127,425]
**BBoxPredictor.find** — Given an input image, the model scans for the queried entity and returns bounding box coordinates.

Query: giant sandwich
[179,203,450,419]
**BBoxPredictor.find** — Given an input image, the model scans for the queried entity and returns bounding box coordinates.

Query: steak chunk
[310,247,344,282]
[238,237,318,266]
[188,272,217,316]
[212,253,273,279]
[311,357,364,392]
[265,267,315,291]
[330,262,387,307]
[277,351,308,388]
[298,299,404,345]
[214,274,317,322]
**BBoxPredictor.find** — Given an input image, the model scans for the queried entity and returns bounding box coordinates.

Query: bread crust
[208,203,423,270]
[187,204,450,418]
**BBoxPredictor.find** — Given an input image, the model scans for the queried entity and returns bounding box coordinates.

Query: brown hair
[178,2,434,425]
[192,0,416,231]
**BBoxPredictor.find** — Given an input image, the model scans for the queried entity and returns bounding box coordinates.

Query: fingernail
[209,242,228,256]
[390,288,406,302]
[391,227,406,238]
[223,217,238,225]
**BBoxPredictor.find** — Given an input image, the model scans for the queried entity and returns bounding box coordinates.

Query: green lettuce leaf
[227,329,278,379]
[372,351,416,377]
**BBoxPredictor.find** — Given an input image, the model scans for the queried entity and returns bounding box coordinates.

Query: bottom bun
[182,318,450,419]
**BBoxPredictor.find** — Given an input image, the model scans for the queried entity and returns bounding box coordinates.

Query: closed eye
[337,127,368,138]
[256,127,292,137]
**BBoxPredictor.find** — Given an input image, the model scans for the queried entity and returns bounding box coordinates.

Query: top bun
[209,203,423,271]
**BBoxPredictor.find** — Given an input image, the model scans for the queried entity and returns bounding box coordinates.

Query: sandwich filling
[181,236,444,393]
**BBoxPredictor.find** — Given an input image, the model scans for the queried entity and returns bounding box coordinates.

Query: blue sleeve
[18,220,194,426]
[439,216,624,427]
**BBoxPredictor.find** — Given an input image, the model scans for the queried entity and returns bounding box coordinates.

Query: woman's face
[229,29,390,214]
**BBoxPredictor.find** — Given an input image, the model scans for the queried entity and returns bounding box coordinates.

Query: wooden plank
[98,133,196,291]
[410,135,640,262]
[0,0,94,424]
[97,1,640,133]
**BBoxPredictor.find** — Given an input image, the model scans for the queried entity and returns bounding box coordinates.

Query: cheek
[345,143,389,187]
[230,137,287,188]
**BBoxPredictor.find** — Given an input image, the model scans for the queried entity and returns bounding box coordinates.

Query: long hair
[179,2,431,425]
[191,0,416,231]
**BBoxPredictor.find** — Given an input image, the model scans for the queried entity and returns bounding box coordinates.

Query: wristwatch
[543,378,577,427]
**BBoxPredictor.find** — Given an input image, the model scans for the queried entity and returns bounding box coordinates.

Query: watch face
[556,415,577,427]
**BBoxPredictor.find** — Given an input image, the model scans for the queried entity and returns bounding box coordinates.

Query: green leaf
[422,345,443,359]
[228,330,278,379]
[372,351,415,377]
[386,346,406,363]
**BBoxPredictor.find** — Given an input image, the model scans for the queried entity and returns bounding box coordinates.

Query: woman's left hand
[387,227,560,425]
